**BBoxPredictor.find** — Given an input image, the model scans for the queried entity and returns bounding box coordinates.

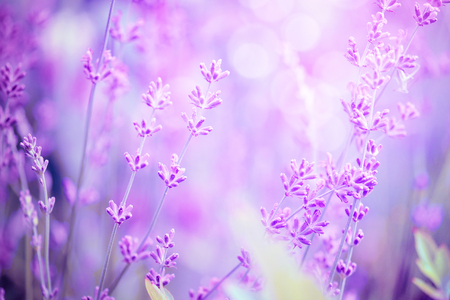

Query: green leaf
[412,277,445,300]
[145,278,174,300]
[414,229,441,287]
[434,246,450,282]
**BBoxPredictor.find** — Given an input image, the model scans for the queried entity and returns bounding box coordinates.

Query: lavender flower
[155,228,175,248]
[345,203,370,222]
[124,149,150,172]
[157,154,187,188]
[109,11,144,44]
[146,269,175,289]
[336,260,357,279]
[133,118,162,137]
[199,59,230,83]
[181,108,213,137]
[237,248,252,269]
[367,12,390,43]
[19,189,38,228]
[189,86,223,110]
[106,200,133,226]
[0,63,25,99]
[38,197,55,215]
[414,3,439,26]
[398,102,420,121]
[118,235,151,264]
[344,37,362,67]
[81,49,114,84]
[260,204,289,236]
[142,77,172,110]
[151,229,179,268]
[0,106,16,129]
[376,0,401,12]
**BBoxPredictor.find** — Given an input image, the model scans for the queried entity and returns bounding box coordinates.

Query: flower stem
[375,24,419,105]
[39,173,52,297]
[327,198,357,288]
[61,0,116,294]
[202,262,243,300]
[96,224,118,300]
[108,186,169,294]
[300,191,334,267]
[33,226,46,298]
[338,223,359,300]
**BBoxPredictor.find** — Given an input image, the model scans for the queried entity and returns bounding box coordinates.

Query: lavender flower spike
[133,118,162,137]
[199,59,230,83]
[158,154,187,188]
[181,108,213,137]
[0,63,26,99]
[38,197,55,215]
[146,269,175,289]
[118,235,151,264]
[124,149,150,172]
[106,200,133,226]
[189,86,223,110]
[81,48,114,84]
[237,248,252,269]
[142,77,172,110]
[155,228,175,248]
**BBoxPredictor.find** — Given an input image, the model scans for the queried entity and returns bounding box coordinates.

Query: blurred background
[1,0,450,299]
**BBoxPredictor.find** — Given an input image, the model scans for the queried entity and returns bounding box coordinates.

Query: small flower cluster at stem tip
[81,48,114,84]
[146,229,178,289]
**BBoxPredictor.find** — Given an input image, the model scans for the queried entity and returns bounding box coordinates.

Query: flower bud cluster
[147,229,178,289]
[118,235,151,264]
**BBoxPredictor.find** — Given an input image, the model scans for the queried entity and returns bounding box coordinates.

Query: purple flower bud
[142,77,172,110]
[0,63,26,99]
[181,108,213,137]
[237,247,252,269]
[106,200,133,226]
[81,49,115,84]
[199,59,230,83]
[158,155,187,188]
[124,149,150,172]
[133,118,162,137]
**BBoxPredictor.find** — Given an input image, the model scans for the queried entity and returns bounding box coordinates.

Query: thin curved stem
[61,0,117,294]
[33,226,46,298]
[338,219,359,300]
[108,264,130,293]
[327,198,357,288]
[40,173,52,297]
[202,263,243,300]
[270,195,287,222]
[178,134,193,165]
[139,186,169,252]
[108,185,171,294]
[96,224,118,300]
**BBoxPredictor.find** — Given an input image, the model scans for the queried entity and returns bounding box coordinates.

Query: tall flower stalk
[108,60,230,294]
[62,0,116,293]
[21,135,57,299]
